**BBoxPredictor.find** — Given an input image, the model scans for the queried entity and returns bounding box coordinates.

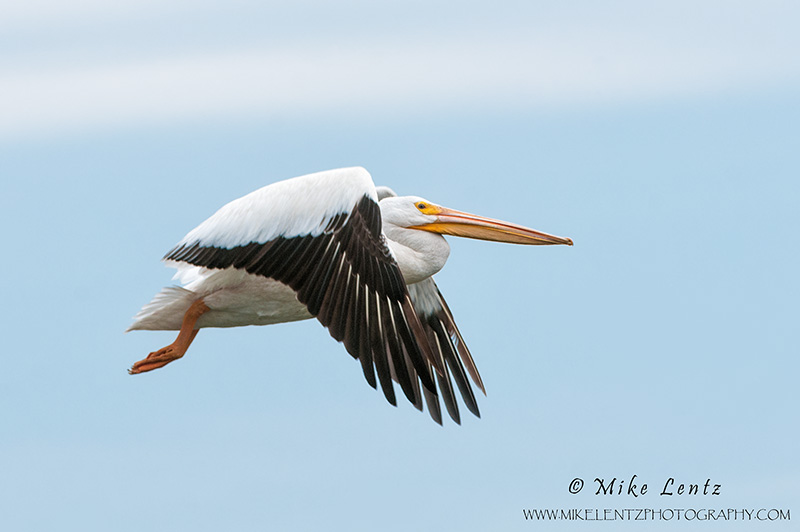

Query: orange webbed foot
[129,299,208,375]
[129,344,186,374]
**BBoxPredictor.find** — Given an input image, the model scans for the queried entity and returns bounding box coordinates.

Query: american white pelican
[128,167,572,423]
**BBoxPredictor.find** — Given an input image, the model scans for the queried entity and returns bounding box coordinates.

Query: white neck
[383,226,450,284]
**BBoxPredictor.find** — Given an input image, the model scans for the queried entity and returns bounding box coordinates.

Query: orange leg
[129,299,210,375]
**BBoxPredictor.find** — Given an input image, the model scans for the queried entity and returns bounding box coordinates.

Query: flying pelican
[128,167,572,424]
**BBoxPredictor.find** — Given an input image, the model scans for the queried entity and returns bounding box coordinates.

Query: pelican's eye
[416,202,428,211]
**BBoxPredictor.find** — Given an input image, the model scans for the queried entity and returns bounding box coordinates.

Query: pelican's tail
[127,286,197,331]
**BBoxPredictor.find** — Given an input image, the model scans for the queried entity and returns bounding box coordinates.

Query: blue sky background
[1,1,798,531]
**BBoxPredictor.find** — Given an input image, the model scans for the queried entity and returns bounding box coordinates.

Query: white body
[128,168,450,331]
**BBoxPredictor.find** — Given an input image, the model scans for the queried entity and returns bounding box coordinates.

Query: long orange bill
[411,205,573,246]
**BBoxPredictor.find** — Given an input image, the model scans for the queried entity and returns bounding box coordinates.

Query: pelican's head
[379,195,573,247]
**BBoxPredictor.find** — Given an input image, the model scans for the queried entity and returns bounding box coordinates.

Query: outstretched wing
[162,167,447,418]
[407,277,485,424]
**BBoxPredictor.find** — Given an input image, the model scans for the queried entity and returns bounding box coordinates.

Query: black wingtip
[423,387,443,425]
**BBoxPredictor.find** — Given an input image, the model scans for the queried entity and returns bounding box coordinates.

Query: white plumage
[178,167,376,248]
[129,167,572,424]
